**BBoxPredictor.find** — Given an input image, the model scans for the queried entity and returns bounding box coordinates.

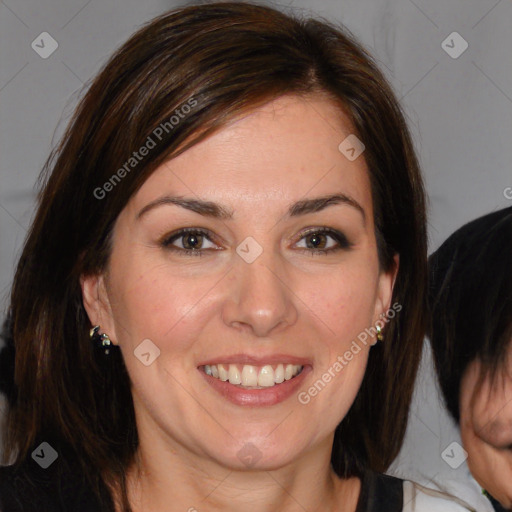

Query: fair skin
[460,349,512,509]
[82,94,398,512]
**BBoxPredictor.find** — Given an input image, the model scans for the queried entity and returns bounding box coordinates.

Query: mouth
[201,363,304,389]
[197,357,312,406]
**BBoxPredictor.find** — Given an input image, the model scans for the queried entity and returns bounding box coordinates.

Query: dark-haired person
[429,205,512,512]
[0,2,474,511]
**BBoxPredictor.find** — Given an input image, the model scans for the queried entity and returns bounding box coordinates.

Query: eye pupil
[184,233,202,249]
[307,233,326,249]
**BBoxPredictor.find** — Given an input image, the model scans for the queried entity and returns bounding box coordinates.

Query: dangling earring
[90,325,112,355]
[376,324,384,342]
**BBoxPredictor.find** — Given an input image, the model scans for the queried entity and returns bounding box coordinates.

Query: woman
[0,2,474,510]
[429,206,512,511]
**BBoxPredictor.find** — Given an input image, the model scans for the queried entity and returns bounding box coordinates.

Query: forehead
[126,94,373,221]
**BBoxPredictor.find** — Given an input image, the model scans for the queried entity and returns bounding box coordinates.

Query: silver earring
[90,325,112,355]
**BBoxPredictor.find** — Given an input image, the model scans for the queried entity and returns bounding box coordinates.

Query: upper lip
[197,353,312,367]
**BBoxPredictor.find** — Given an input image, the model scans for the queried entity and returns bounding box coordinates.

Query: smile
[202,363,303,388]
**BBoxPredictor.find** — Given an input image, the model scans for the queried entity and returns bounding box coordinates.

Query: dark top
[487,494,508,512]
[0,456,403,512]
[0,456,102,512]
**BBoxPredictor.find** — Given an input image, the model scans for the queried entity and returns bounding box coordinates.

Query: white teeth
[228,364,241,385]
[258,365,275,387]
[274,364,285,384]
[284,364,294,380]
[204,363,303,387]
[241,365,258,386]
[218,364,229,381]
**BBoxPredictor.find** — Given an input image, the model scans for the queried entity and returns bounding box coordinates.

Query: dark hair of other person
[0,2,427,510]
[428,206,512,422]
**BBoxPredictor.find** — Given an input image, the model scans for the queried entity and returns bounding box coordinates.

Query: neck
[120,425,361,512]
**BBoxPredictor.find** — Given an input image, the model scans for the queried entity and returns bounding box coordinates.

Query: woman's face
[460,351,512,508]
[82,94,396,471]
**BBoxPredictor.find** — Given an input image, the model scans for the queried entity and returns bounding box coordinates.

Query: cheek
[459,408,492,495]
[299,267,376,405]
[460,369,512,506]
[468,374,512,448]
[107,254,218,356]
[311,265,380,343]
[461,426,512,508]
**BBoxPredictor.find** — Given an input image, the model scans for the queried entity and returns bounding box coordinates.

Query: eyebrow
[136,193,366,224]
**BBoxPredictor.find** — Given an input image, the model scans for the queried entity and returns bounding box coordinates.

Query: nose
[221,246,299,338]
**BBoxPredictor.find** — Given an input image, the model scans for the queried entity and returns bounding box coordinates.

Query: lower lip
[199,366,312,406]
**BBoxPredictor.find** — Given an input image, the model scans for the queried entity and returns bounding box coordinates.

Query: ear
[80,272,118,345]
[373,253,400,324]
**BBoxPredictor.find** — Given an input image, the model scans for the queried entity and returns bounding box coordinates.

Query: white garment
[403,480,488,511]
[424,473,495,512]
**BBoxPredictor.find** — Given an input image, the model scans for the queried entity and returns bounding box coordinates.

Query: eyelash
[161,227,352,257]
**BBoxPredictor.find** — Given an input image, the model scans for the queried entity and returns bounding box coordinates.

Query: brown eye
[162,228,219,256]
[181,232,203,250]
[295,228,352,254]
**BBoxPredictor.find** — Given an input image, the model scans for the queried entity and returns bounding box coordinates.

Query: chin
[205,435,307,472]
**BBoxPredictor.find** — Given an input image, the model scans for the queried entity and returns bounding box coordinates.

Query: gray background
[1,0,511,505]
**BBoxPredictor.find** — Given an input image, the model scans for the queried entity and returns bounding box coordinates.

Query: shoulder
[357,471,480,512]
[0,462,45,512]
[402,480,480,512]
[0,456,102,512]
[356,471,403,512]
[0,460,66,512]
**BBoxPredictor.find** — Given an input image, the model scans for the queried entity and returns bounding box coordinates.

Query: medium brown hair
[2,2,427,509]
